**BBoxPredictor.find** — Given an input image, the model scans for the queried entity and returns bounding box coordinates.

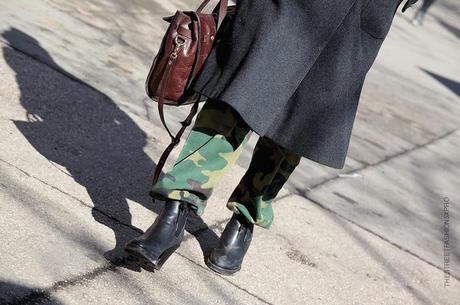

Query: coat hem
[191,88,346,170]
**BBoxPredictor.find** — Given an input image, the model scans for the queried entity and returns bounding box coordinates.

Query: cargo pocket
[360,0,402,39]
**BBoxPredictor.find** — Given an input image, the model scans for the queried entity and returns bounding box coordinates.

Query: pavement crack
[4,262,120,305]
[274,129,460,280]
[1,38,458,299]
[308,128,459,191]
[0,157,143,235]
[175,253,276,305]
[0,157,273,303]
[286,192,460,281]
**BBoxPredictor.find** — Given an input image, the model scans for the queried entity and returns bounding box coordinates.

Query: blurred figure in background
[412,0,438,26]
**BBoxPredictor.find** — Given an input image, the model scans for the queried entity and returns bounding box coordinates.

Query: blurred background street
[0,0,459,304]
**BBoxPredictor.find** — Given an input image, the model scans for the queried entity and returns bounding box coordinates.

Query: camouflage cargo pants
[151,99,301,229]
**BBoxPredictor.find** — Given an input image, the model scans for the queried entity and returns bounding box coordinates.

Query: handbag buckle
[170,36,185,60]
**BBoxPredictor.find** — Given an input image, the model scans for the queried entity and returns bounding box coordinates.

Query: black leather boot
[206,213,254,276]
[125,200,191,270]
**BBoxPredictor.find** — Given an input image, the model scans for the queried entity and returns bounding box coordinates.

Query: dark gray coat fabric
[190,0,410,169]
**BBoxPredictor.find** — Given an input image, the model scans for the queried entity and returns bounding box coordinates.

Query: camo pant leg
[226,136,301,229]
[150,99,252,215]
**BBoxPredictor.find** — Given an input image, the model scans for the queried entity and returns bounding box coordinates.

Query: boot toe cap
[208,248,242,271]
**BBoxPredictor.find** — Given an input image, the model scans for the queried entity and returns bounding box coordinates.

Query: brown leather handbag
[145,0,229,188]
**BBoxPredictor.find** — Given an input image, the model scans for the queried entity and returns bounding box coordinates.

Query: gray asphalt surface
[0,1,459,304]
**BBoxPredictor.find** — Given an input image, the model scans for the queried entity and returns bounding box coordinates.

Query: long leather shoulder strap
[151,100,200,199]
[197,0,229,30]
[152,0,229,200]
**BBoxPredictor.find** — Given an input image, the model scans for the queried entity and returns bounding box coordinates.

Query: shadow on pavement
[293,186,435,305]
[2,28,218,270]
[434,17,460,40]
[421,67,460,98]
[0,280,62,305]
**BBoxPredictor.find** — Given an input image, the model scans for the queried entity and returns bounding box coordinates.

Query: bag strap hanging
[151,0,229,196]
[198,0,228,29]
[152,99,200,186]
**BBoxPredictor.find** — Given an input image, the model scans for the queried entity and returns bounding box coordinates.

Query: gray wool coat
[190,0,415,169]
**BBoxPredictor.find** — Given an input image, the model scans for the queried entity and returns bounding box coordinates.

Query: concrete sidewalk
[0,1,459,304]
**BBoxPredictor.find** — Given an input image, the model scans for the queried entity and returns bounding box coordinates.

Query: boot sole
[205,256,241,276]
[125,243,180,271]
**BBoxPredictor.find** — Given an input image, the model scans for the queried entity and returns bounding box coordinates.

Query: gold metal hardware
[170,36,185,60]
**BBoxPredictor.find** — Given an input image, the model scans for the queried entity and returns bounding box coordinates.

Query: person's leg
[413,0,437,25]
[151,98,253,216]
[421,0,436,12]
[226,136,301,229]
[206,136,301,275]
[126,98,253,270]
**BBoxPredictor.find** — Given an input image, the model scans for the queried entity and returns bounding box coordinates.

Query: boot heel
[155,243,180,270]
[125,242,180,271]
[124,200,191,271]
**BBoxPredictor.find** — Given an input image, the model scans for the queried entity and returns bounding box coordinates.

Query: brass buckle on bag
[170,36,185,60]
